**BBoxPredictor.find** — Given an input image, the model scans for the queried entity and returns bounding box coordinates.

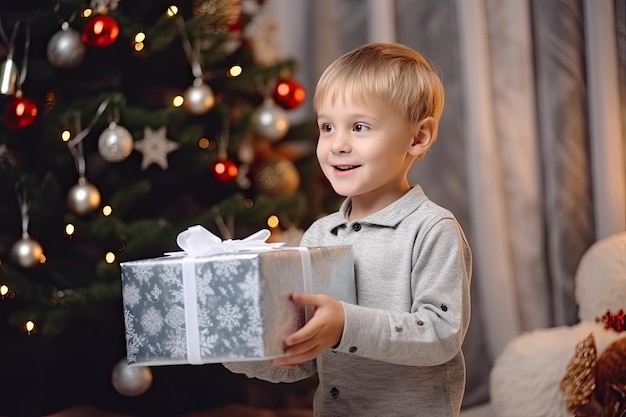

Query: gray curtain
[267,0,626,410]
[532,0,594,326]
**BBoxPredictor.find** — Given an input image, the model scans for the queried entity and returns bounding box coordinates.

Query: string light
[228,65,242,77]
[133,31,145,52]
[61,130,71,142]
[65,223,75,236]
[102,205,112,216]
[105,252,116,263]
[83,8,93,17]
[166,5,178,16]
[198,138,210,149]
[0,284,15,300]
[25,320,34,335]
[172,95,184,107]
[267,215,279,228]
[45,91,56,109]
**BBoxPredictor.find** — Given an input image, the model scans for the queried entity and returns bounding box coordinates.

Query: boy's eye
[319,123,333,133]
[353,123,368,132]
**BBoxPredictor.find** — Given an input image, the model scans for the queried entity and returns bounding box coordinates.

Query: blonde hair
[313,43,445,126]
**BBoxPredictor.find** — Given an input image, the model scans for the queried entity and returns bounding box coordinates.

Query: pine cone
[561,333,598,412]
[596,336,626,415]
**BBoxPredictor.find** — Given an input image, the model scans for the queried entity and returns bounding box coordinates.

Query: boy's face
[316,93,418,205]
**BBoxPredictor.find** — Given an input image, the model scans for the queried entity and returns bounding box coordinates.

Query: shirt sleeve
[222,359,317,383]
[333,218,472,366]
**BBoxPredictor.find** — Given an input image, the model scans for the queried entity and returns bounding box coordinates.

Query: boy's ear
[408,116,437,157]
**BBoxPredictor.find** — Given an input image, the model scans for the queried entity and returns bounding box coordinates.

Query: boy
[224,42,472,416]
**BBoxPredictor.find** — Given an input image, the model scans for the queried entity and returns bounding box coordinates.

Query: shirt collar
[326,185,428,233]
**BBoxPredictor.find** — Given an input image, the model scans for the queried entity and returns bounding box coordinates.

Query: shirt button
[351,223,361,231]
[395,326,403,333]
[441,304,448,312]
[349,346,358,353]
[330,387,339,398]
[417,320,424,326]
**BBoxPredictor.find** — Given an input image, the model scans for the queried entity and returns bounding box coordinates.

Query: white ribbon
[167,225,284,257]
[172,225,283,363]
[293,247,314,323]
[182,258,202,364]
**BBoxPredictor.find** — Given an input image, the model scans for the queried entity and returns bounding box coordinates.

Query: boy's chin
[326,178,362,197]
[329,185,351,197]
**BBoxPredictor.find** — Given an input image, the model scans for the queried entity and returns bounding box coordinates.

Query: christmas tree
[0,0,335,415]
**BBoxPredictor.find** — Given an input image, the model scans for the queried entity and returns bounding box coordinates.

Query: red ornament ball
[273,78,307,110]
[212,158,238,182]
[226,0,243,33]
[4,96,38,130]
[81,14,120,48]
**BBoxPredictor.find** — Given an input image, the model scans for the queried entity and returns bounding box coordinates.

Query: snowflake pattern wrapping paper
[120,246,355,366]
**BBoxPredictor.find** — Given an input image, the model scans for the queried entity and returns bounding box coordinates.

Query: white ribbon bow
[166,225,284,257]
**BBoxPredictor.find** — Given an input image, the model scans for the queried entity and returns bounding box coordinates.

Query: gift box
[120,226,355,366]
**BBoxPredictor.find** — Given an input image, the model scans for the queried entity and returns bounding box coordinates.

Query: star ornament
[134,126,180,170]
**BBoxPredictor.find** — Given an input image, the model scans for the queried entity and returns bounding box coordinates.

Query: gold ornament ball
[67,178,101,215]
[183,78,215,115]
[252,99,290,142]
[98,122,134,162]
[111,359,153,397]
[254,157,300,197]
[10,236,44,268]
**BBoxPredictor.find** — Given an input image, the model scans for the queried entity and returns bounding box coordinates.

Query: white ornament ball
[67,178,101,215]
[98,122,134,162]
[111,359,153,397]
[10,235,44,268]
[574,230,626,321]
[46,23,85,69]
[252,99,289,142]
[183,78,215,114]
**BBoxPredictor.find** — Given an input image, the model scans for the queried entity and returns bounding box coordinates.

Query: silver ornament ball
[67,178,101,215]
[98,122,134,162]
[111,359,153,397]
[47,24,85,69]
[10,236,44,268]
[252,99,290,142]
[183,78,215,115]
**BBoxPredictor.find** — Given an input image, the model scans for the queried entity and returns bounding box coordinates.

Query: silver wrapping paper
[121,246,355,366]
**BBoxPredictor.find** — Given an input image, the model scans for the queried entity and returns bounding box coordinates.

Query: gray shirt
[224,186,472,416]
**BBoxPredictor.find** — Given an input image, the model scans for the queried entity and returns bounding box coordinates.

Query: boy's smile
[334,165,360,171]
[316,94,426,219]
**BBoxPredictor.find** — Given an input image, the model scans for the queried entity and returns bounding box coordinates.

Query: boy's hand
[270,293,344,368]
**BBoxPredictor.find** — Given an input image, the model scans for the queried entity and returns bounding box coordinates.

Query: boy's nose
[330,131,351,153]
